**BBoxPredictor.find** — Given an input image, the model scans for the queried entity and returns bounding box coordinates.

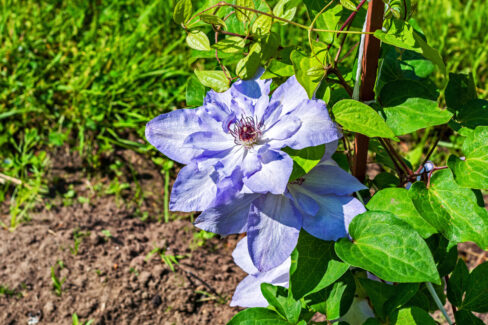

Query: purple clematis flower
[195,141,367,272]
[145,70,341,212]
[230,236,290,308]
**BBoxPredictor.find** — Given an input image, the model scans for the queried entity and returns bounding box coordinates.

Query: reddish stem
[352,0,384,182]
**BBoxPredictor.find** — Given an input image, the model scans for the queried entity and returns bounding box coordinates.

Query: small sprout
[100,229,112,241]
[51,265,65,296]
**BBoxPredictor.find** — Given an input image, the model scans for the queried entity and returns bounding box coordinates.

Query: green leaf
[412,32,446,75]
[273,0,301,24]
[283,144,326,182]
[447,259,469,307]
[372,172,400,190]
[290,49,325,99]
[261,60,294,79]
[382,98,453,135]
[379,79,438,107]
[332,100,396,138]
[335,211,440,284]
[200,14,227,29]
[374,20,445,74]
[186,30,211,51]
[186,75,206,107]
[173,0,192,24]
[260,32,280,61]
[448,126,488,190]
[306,271,356,320]
[252,15,273,36]
[290,230,349,300]
[454,310,485,325]
[390,307,436,325]
[456,99,488,129]
[227,307,289,324]
[212,36,246,54]
[425,234,458,277]
[236,0,254,22]
[236,42,262,79]
[445,73,477,114]
[409,169,488,249]
[194,70,230,93]
[340,0,357,11]
[461,261,488,312]
[260,284,301,323]
[358,278,418,320]
[367,188,437,238]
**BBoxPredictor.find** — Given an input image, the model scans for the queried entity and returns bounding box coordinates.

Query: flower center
[229,116,262,148]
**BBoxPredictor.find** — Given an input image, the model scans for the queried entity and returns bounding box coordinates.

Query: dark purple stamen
[229,116,262,147]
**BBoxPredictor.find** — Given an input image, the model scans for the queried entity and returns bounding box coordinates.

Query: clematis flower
[230,236,290,308]
[145,70,341,212]
[195,141,367,272]
[231,238,375,323]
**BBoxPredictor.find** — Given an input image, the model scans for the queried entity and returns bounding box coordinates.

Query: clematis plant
[195,141,366,271]
[146,71,340,212]
[155,0,488,323]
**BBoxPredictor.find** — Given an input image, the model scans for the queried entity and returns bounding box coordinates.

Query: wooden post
[352,0,385,182]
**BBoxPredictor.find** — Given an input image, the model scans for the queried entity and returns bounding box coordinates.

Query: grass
[416,0,488,98]
[0,0,487,227]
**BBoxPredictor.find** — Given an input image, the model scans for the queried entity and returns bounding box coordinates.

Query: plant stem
[426,282,453,325]
[379,138,405,177]
[383,139,413,176]
[328,67,353,96]
[189,2,373,36]
[308,0,336,60]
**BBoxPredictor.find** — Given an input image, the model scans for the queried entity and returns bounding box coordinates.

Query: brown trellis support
[352,0,385,182]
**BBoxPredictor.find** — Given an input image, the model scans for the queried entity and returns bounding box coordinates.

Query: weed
[51,262,66,296]
[191,230,217,249]
[145,246,188,272]
[129,267,140,276]
[0,285,22,298]
[72,313,94,325]
[100,229,112,242]
[71,229,90,256]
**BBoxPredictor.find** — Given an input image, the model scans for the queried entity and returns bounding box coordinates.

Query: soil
[1,150,487,325]
[0,148,244,325]
[0,198,246,325]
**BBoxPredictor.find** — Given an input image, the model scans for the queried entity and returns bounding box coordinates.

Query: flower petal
[194,193,258,235]
[263,115,302,142]
[232,67,271,100]
[288,187,320,217]
[204,67,271,107]
[230,258,291,308]
[247,193,301,271]
[245,149,293,195]
[323,140,339,161]
[303,162,367,196]
[269,76,309,116]
[286,99,341,149]
[169,163,217,212]
[241,150,262,178]
[302,195,365,241]
[232,237,259,275]
[184,131,234,151]
[145,108,204,164]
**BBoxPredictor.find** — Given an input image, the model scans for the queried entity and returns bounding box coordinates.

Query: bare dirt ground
[0,198,244,325]
[0,148,244,324]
